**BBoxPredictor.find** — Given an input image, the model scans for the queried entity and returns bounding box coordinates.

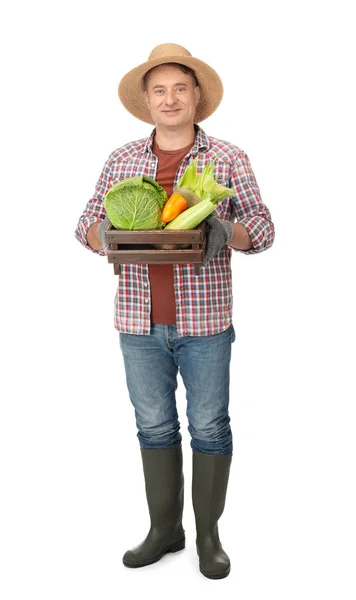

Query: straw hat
[118,43,223,125]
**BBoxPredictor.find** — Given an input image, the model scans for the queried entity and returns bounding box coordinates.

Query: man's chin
[158,114,187,127]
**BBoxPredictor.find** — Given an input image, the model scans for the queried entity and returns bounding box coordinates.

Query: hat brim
[118,55,223,125]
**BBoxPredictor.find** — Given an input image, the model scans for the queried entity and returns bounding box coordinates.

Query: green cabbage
[104,176,167,230]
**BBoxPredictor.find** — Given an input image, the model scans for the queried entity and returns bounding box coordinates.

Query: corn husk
[177,159,235,203]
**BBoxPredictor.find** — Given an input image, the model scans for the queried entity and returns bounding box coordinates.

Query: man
[75,43,275,579]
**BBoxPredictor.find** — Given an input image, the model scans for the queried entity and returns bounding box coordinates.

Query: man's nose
[164,90,176,105]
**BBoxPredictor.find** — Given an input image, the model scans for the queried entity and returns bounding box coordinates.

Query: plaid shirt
[74,126,275,336]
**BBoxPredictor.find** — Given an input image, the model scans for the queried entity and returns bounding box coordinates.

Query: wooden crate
[105,221,207,275]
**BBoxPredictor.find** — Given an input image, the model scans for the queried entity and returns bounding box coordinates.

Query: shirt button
[144,282,148,287]
[144,299,149,304]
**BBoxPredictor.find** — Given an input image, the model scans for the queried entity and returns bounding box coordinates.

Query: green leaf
[177,158,197,189]
[194,160,216,200]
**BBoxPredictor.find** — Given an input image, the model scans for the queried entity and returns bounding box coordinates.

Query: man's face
[144,64,200,129]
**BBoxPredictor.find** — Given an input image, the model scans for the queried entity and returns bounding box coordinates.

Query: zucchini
[164,199,215,230]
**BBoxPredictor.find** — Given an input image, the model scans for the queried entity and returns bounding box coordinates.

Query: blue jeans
[119,324,235,455]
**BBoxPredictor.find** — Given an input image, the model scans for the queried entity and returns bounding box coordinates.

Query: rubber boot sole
[122,537,185,568]
[199,563,231,579]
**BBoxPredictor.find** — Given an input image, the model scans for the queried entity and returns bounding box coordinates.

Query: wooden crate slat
[105,221,206,245]
[107,249,203,264]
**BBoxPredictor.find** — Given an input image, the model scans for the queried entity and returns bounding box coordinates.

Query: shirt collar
[144,124,210,156]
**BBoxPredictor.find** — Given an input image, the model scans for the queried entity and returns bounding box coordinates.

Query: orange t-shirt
[149,138,193,325]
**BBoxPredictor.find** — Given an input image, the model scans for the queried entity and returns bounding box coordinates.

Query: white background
[1,0,355,598]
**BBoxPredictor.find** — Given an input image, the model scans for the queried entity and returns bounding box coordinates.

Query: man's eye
[176,87,185,93]
[155,89,164,95]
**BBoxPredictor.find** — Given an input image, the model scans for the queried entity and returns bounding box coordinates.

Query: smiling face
[143,64,200,131]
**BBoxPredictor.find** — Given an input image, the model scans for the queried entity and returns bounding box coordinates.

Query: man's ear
[194,85,201,106]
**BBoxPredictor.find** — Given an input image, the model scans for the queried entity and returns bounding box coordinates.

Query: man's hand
[203,215,234,266]
[97,216,111,251]
[87,216,110,251]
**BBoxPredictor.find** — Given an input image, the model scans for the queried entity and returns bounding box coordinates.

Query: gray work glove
[97,215,111,252]
[203,214,234,266]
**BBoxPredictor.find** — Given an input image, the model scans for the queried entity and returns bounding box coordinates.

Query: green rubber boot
[122,446,185,568]
[192,451,232,579]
